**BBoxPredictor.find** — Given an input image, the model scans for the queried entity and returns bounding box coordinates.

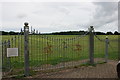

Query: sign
[7,48,18,57]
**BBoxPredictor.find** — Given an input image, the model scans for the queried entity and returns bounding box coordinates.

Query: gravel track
[31,59,118,78]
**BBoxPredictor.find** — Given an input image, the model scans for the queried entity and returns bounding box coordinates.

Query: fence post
[24,22,29,76]
[89,26,94,64]
[105,36,109,63]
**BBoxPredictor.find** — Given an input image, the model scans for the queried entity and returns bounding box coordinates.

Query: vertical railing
[24,22,29,76]
[7,40,11,70]
[105,36,109,63]
[89,26,94,64]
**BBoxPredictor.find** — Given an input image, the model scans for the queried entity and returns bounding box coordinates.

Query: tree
[106,32,113,35]
[114,31,119,35]
[9,31,16,35]
[1,31,9,35]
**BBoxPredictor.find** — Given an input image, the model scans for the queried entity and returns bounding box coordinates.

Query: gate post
[89,26,94,64]
[105,36,109,63]
[24,22,29,76]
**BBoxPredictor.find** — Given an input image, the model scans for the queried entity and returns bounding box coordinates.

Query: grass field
[2,35,118,69]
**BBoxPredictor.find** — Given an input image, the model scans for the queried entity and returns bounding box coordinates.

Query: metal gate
[1,22,118,77]
[29,29,89,71]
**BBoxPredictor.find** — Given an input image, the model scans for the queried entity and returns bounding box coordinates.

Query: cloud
[1,2,118,32]
[17,14,27,19]
[30,2,94,31]
[87,2,118,31]
[93,2,117,16]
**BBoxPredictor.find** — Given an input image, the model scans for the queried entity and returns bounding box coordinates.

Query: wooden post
[89,26,94,64]
[24,22,29,76]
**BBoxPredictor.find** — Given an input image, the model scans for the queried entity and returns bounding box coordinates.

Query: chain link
[93,29,105,42]
[93,29,117,54]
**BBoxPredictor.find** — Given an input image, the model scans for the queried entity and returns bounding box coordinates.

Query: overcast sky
[0,1,118,33]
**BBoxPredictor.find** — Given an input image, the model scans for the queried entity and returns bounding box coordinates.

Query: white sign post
[7,48,18,57]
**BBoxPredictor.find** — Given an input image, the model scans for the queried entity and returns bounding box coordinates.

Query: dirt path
[31,60,118,78]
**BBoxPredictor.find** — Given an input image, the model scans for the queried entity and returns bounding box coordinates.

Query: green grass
[1,35,118,70]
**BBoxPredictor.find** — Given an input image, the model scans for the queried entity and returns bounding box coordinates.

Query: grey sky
[0,1,118,33]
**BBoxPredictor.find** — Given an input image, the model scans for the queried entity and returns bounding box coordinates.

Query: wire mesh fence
[2,33,24,76]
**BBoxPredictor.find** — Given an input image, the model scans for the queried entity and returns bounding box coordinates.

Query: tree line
[0,30,120,35]
[51,31,120,35]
